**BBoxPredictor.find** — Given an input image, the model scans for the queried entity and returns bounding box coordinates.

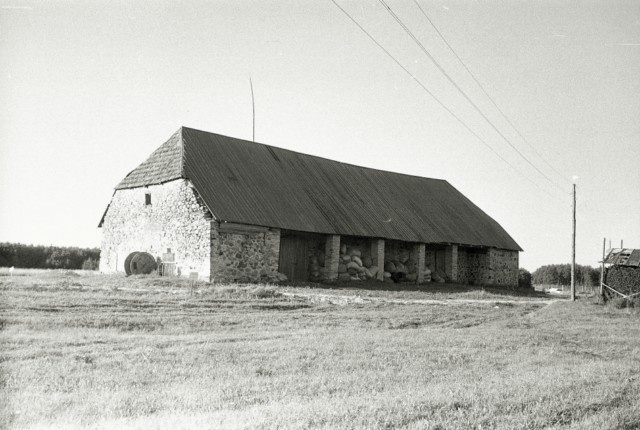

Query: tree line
[0,243,100,270]
[532,264,599,287]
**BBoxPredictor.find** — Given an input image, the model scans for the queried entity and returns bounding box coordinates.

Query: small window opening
[145,193,151,206]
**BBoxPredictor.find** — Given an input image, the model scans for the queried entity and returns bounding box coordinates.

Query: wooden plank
[219,222,268,234]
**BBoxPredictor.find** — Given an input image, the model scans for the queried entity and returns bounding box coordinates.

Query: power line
[329,0,567,203]
[410,0,571,185]
[377,0,567,194]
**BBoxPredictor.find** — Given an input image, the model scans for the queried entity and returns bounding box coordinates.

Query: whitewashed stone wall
[100,179,211,280]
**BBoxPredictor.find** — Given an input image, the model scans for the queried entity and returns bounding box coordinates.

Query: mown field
[1,270,639,429]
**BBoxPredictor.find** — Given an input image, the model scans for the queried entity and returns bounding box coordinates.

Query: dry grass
[1,270,639,429]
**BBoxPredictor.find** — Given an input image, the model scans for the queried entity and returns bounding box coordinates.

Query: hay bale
[384,262,396,273]
[369,265,378,277]
[124,252,139,276]
[383,271,392,278]
[130,252,157,275]
[342,255,352,264]
[398,249,410,264]
[349,248,362,258]
[395,262,408,274]
[351,256,363,267]
[346,261,360,271]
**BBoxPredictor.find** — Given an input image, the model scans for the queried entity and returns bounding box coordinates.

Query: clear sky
[1,0,638,271]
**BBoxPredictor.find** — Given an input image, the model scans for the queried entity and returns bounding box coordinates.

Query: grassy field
[1,270,639,429]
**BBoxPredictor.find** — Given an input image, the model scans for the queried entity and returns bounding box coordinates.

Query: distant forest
[0,243,100,270]
[532,264,600,287]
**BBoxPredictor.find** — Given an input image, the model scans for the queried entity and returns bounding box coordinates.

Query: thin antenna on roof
[249,77,255,142]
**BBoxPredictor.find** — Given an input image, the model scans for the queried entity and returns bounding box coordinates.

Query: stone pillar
[413,243,426,284]
[445,244,458,282]
[370,239,385,281]
[324,235,340,281]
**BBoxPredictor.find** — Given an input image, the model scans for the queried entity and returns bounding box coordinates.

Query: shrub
[82,258,99,271]
[518,268,532,289]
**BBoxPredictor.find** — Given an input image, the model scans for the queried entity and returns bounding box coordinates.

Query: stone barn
[99,127,522,285]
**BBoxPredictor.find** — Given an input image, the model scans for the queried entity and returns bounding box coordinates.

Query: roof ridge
[179,126,448,184]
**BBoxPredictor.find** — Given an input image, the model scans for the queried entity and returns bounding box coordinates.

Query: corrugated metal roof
[114,126,522,251]
[605,248,640,267]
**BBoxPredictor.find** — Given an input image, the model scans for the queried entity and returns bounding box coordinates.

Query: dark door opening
[279,235,309,282]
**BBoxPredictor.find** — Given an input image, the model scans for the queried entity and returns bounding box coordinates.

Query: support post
[324,235,340,281]
[371,239,385,281]
[600,237,605,296]
[445,244,458,282]
[413,243,426,284]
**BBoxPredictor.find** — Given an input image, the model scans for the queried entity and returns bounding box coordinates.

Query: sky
[1,0,638,271]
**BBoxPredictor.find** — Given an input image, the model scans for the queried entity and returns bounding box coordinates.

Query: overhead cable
[329,0,567,203]
[411,0,571,185]
[378,0,567,194]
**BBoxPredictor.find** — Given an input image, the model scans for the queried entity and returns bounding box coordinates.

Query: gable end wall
[99,179,211,279]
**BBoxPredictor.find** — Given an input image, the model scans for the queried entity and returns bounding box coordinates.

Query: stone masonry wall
[100,179,211,280]
[457,249,469,284]
[210,227,280,283]
[486,248,519,287]
[458,248,489,286]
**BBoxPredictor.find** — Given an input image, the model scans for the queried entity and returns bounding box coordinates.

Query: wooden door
[279,235,308,282]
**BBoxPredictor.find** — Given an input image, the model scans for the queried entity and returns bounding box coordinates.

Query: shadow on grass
[281,279,552,299]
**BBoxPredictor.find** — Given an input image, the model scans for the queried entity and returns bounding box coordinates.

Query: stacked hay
[383,250,417,283]
[337,244,379,281]
[308,249,325,281]
[605,266,640,298]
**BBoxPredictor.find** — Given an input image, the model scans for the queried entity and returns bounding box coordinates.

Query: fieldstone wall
[458,248,489,285]
[99,179,211,280]
[457,248,469,284]
[486,248,519,286]
[210,227,281,283]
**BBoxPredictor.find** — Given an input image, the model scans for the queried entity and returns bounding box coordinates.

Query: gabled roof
[113,126,522,251]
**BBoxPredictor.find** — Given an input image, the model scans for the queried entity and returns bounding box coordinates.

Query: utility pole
[571,183,576,301]
[600,237,605,296]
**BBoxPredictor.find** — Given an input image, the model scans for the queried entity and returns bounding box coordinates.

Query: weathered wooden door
[279,235,308,282]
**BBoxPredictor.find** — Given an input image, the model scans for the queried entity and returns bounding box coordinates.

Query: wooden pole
[250,77,255,142]
[571,183,576,301]
[600,237,605,296]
